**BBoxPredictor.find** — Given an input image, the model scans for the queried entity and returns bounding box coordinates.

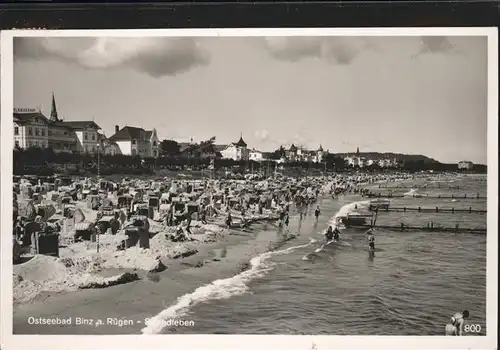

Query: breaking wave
[141,240,314,334]
[404,189,419,197]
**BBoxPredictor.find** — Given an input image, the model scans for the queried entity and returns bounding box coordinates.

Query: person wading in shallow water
[324,226,334,242]
[445,310,469,336]
[333,227,340,241]
[366,229,375,252]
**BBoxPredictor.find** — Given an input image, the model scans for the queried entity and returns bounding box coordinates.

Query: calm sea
[146,175,487,336]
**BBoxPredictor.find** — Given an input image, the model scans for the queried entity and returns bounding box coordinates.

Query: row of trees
[12,146,486,177]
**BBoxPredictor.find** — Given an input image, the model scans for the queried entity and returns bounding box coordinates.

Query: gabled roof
[57,121,101,131]
[13,112,50,125]
[109,126,146,141]
[289,144,297,152]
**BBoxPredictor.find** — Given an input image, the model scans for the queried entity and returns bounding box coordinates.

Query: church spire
[356,146,360,155]
[50,92,59,122]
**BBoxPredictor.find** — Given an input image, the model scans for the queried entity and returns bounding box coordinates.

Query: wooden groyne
[378,184,462,190]
[369,206,486,214]
[375,224,486,234]
[347,223,486,234]
[363,192,486,200]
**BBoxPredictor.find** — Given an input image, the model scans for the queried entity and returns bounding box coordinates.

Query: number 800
[464,324,482,333]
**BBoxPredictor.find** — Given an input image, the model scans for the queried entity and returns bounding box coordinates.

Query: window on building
[14,127,19,135]
[153,141,157,147]
[84,133,88,140]
[15,141,20,148]
[48,130,52,136]
[35,129,39,136]
[153,150,157,157]
[92,147,95,152]
[92,134,95,141]
[28,127,33,135]
[64,131,68,136]
[132,139,137,145]
[41,129,45,136]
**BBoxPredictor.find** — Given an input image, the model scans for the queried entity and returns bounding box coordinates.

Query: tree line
[13,145,486,176]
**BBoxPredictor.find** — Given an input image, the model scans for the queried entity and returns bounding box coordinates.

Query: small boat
[338,213,373,227]
[369,198,390,211]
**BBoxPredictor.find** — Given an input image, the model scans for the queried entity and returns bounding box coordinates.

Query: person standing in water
[325,226,334,242]
[333,227,340,241]
[366,229,375,251]
[314,206,321,220]
[445,310,469,336]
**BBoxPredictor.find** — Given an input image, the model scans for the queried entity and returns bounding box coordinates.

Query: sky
[12,35,488,164]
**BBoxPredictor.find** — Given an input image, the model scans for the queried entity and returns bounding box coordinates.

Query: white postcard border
[1,27,497,350]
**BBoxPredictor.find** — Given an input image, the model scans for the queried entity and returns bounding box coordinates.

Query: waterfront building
[249,148,264,162]
[13,94,103,154]
[458,161,474,170]
[13,109,50,149]
[220,134,250,161]
[109,125,160,158]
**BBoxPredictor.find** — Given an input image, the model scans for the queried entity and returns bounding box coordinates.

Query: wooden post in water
[476,193,479,199]
[464,194,467,199]
[436,206,439,213]
[469,207,472,213]
[418,207,421,212]
[452,208,455,214]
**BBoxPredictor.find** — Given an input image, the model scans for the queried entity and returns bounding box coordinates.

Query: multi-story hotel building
[13,94,104,154]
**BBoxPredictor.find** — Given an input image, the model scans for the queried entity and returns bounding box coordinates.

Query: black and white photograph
[1,28,497,350]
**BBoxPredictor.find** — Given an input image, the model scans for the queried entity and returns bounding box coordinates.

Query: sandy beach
[13,218,302,334]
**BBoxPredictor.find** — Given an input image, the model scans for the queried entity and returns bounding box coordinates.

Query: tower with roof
[317,144,324,163]
[50,92,59,122]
